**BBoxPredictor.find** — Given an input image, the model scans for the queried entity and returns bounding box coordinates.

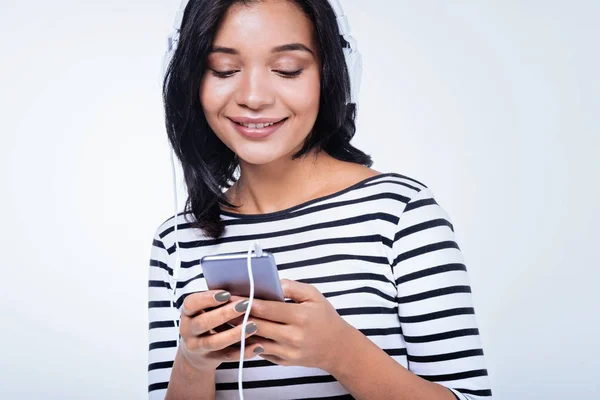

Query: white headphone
[160,2,361,397]
[161,0,362,103]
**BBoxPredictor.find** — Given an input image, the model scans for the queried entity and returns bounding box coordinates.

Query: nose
[234,68,275,110]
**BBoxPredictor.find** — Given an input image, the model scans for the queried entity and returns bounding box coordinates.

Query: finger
[280,279,321,303]
[261,339,289,357]
[196,319,260,352]
[227,294,297,325]
[229,295,248,303]
[249,298,298,324]
[189,298,253,336]
[213,337,265,363]
[181,290,232,317]
[228,315,245,327]
[239,317,290,343]
[257,340,293,365]
[258,354,288,366]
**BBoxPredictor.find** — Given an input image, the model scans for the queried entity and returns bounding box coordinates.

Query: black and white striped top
[148,172,492,399]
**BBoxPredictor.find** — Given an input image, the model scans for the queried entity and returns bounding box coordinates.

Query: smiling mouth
[230,118,288,129]
[229,117,288,139]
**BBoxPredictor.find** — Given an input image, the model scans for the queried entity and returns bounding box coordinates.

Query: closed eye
[210,69,239,78]
[274,69,303,78]
[210,69,304,79]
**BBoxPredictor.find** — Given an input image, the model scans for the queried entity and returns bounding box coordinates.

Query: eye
[210,69,239,78]
[273,69,304,78]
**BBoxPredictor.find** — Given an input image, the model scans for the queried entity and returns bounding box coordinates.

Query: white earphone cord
[169,146,256,399]
[238,243,259,400]
[170,147,181,341]
[163,1,358,398]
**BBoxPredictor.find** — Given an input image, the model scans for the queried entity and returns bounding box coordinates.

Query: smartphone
[201,251,285,302]
[201,251,284,334]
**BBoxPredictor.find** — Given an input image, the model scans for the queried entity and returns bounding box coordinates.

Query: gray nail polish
[245,323,258,334]
[214,291,231,302]
[235,300,249,313]
[253,346,264,354]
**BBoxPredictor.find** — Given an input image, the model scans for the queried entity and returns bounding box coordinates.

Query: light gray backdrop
[1,0,598,399]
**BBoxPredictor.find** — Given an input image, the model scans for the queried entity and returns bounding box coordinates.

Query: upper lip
[228,116,287,124]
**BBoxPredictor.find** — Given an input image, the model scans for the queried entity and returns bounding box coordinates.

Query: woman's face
[200,0,321,166]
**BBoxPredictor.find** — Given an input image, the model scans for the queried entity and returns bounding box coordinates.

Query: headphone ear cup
[162,33,179,78]
[343,47,362,104]
[162,49,173,78]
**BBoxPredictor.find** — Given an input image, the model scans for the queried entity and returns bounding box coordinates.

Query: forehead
[213,1,315,49]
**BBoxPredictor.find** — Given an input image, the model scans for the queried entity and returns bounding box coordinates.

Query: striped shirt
[148,172,492,399]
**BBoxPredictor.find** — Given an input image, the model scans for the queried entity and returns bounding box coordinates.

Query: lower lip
[230,118,287,139]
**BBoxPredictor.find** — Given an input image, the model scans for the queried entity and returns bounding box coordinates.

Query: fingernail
[245,322,258,334]
[235,300,249,313]
[253,346,264,354]
[214,291,231,302]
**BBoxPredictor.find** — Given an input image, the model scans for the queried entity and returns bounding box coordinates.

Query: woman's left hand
[239,279,355,371]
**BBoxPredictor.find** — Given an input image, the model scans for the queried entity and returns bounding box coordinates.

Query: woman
[148,0,492,399]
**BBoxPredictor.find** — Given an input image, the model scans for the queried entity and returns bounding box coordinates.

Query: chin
[235,148,284,166]
[234,143,299,167]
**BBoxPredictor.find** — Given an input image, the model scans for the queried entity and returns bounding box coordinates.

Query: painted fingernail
[253,346,264,354]
[245,322,258,334]
[214,291,231,302]
[235,300,249,313]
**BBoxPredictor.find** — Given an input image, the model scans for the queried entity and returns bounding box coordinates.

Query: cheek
[199,76,214,116]
[280,73,320,118]
[200,76,231,117]
[199,77,234,147]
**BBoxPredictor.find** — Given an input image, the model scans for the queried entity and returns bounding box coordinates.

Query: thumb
[281,279,320,302]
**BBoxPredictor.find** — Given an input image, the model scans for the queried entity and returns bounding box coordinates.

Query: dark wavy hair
[163,0,372,239]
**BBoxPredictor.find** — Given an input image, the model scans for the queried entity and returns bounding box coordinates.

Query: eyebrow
[209,43,314,56]
[272,43,314,55]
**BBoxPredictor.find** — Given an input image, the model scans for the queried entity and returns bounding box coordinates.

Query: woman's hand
[178,290,264,371]
[245,279,355,372]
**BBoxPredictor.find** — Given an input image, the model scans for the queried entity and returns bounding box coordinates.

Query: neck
[228,150,342,215]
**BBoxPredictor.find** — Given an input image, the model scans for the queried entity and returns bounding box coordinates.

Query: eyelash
[277,69,304,78]
[210,69,304,79]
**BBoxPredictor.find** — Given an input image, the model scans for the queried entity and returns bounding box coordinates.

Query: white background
[1,0,598,399]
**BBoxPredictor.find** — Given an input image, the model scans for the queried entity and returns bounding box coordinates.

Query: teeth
[239,121,277,128]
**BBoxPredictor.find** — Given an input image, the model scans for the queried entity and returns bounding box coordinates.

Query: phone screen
[201,251,285,302]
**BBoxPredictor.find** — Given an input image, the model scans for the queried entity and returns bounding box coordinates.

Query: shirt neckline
[219,172,394,220]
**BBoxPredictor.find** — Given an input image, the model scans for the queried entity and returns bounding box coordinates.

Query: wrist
[178,345,218,376]
[167,345,217,400]
[322,322,363,376]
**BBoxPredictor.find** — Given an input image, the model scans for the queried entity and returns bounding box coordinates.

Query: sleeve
[391,187,492,399]
[147,226,179,400]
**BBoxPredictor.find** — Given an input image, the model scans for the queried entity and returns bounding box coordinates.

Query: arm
[330,187,491,399]
[147,228,215,400]
[221,187,492,398]
[390,187,491,399]
[328,326,458,400]
[165,346,216,400]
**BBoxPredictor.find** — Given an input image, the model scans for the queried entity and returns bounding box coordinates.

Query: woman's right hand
[178,290,262,372]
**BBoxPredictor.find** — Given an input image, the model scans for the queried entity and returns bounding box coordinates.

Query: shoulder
[332,163,429,201]
[361,171,430,201]
[152,211,198,245]
[357,171,450,224]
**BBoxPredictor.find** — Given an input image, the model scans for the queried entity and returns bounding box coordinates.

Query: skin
[199,0,379,214]
[167,1,455,399]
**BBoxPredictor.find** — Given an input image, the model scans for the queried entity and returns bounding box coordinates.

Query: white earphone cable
[170,147,182,345]
[163,2,357,398]
[170,143,258,399]
[238,242,260,399]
